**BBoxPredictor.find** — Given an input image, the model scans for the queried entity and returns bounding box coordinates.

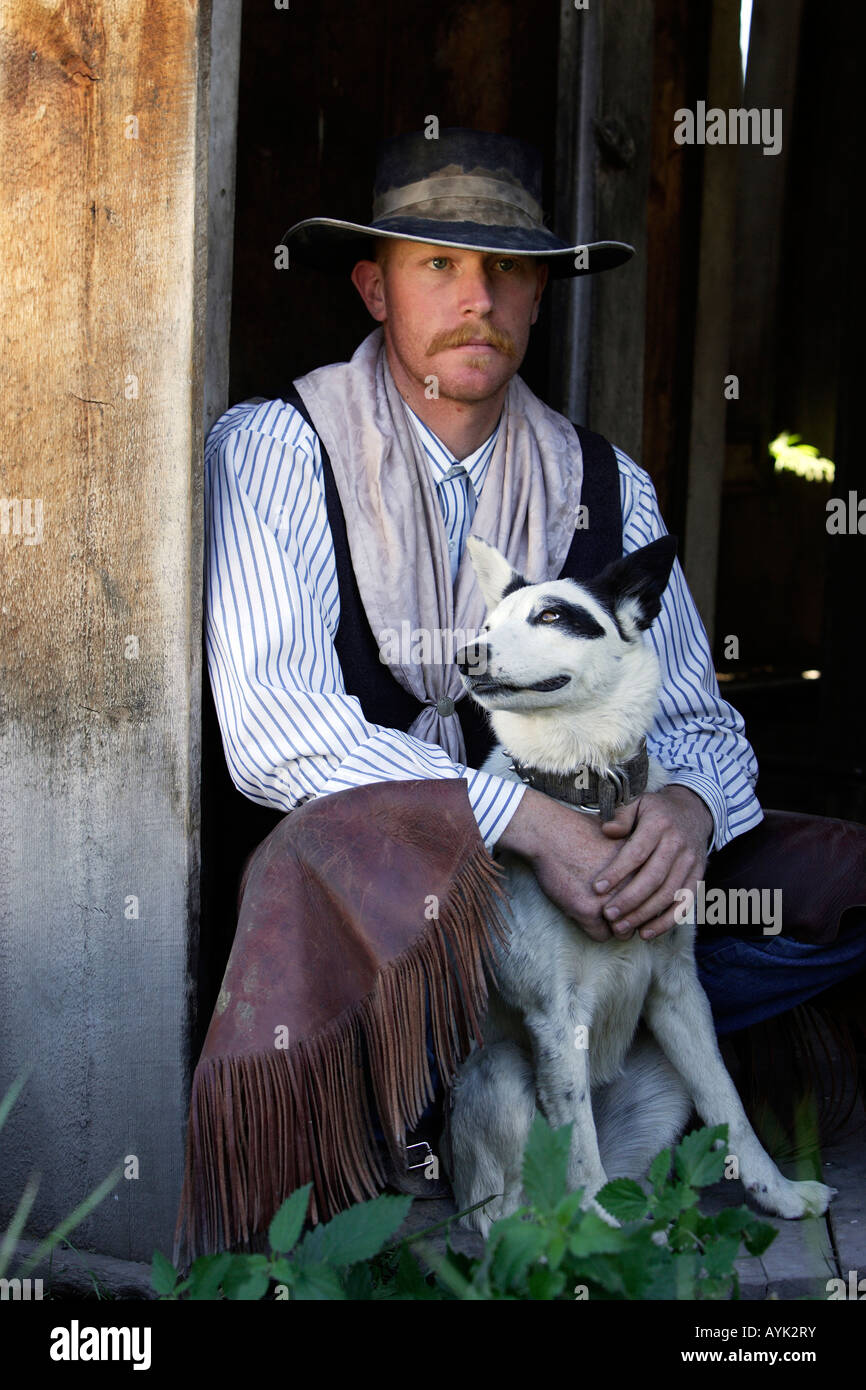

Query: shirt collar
[402,400,500,497]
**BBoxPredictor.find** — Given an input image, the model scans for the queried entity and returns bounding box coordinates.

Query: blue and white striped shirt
[204,393,762,852]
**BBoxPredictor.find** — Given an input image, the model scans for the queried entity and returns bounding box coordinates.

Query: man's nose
[458,266,494,316]
[455,641,489,675]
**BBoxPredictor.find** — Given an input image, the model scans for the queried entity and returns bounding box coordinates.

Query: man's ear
[587,536,678,638]
[351,258,387,322]
[467,537,530,613]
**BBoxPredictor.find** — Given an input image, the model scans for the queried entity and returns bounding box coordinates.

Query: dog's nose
[455,641,488,675]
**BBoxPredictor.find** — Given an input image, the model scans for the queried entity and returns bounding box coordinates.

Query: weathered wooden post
[550,0,654,459]
[0,0,235,1278]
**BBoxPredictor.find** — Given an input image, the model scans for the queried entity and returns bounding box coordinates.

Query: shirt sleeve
[615,447,763,851]
[204,398,527,849]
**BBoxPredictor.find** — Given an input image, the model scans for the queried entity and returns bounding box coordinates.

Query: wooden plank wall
[681,0,741,641]
[0,0,211,1261]
[586,0,655,466]
[642,0,710,532]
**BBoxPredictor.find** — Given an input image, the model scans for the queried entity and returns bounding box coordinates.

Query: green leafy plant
[0,1068,122,1290]
[154,1119,781,1301]
[154,1188,415,1301]
[426,1117,778,1300]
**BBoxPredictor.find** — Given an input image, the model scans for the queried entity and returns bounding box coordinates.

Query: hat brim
[283,217,634,279]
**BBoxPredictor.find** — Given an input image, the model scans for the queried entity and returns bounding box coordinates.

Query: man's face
[352,240,548,404]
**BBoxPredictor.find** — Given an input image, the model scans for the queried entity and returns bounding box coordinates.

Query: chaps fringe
[173,841,508,1267]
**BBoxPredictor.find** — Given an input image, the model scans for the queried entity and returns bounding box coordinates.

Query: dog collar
[507,740,649,822]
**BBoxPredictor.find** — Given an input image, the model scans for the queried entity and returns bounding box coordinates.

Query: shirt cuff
[464,768,528,850]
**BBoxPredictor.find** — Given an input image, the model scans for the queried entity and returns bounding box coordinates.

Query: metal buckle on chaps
[405,1139,433,1173]
[405,1140,434,1171]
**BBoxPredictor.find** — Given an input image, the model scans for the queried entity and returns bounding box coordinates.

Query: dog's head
[455,536,678,723]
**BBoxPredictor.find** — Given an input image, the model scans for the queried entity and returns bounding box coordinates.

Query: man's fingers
[637,902,683,940]
[602,842,685,929]
[593,809,665,892]
[596,820,680,903]
[599,802,639,839]
[604,853,694,936]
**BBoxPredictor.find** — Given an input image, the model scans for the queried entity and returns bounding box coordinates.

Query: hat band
[373,174,543,228]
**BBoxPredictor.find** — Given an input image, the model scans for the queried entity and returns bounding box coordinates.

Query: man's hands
[594,784,713,940]
[496,783,713,943]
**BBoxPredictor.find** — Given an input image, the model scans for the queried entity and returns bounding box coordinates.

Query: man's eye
[538,610,559,623]
[496,258,517,272]
[430,257,449,269]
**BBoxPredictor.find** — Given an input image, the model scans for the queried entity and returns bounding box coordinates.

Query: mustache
[426,323,517,357]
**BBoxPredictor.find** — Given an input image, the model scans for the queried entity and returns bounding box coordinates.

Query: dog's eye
[538,609,560,624]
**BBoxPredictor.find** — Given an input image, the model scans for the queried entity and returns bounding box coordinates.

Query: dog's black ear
[466,537,530,612]
[587,536,678,638]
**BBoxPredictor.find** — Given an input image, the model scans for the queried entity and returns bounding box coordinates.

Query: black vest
[283,385,622,768]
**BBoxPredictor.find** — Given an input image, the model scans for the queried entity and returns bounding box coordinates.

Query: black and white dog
[447,536,835,1234]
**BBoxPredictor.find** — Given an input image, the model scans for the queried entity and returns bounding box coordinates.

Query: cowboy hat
[284,127,634,279]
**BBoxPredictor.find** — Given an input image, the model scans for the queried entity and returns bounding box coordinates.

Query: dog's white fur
[447,536,835,1235]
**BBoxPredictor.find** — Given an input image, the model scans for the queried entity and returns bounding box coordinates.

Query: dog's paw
[747,1176,837,1220]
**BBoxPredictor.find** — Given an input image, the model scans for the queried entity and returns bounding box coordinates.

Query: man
[178,130,866,1259]
[207,129,745,942]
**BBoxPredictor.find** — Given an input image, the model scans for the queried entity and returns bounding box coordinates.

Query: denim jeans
[694,915,866,1036]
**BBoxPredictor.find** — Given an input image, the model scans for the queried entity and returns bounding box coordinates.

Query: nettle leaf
[713,1206,751,1237]
[489,1220,549,1288]
[527,1264,566,1300]
[702,1234,742,1279]
[568,1210,628,1257]
[640,1251,678,1301]
[594,1178,648,1223]
[522,1113,571,1212]
[554,1191,584,1226]
[151,1250,179,1297]
[269,1257,295,1284]
[674,1125,729,1188]
[393,1245,438,1300]
[650,1181,699,1224]
[221,1254,272,1301]
[296,1193,412,1269]
[612,1243,664,1299]
[696,1273,731,1301]
[441,1245,477,1282]
[742,1218,778,1258]
[342,1263,376,1300]
[291,1264,347,1301]
[694,1211,721,1243]
[672,1251,700,1299]
[546,1232,567,1270]
[572,1252,630,1298]
[648,1146,673,1192]
[676,1205,701,1237]
[185,1252,235,1301]
[268,1183,312,1254]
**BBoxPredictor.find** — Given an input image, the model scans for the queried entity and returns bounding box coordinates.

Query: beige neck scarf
[294,327,583,762]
